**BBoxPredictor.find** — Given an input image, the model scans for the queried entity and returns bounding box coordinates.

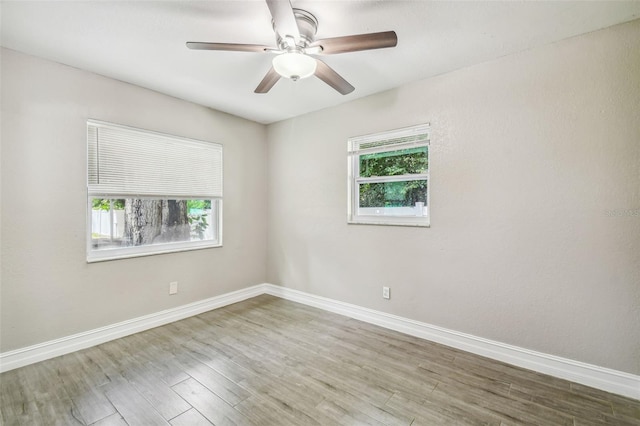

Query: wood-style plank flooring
[1,295,639,425]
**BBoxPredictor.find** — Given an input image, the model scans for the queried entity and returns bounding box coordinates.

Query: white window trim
[348,124,430,227]
[86,120,223,262]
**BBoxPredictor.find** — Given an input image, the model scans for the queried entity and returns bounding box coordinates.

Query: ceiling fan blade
[255,67,281,93]
[310,31,398,54]
[186,42,271,52]
[266,0,300,42]
[314,59,355,95]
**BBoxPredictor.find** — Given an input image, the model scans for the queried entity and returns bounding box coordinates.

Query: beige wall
[0,48,268,352]
[267,20,640,374]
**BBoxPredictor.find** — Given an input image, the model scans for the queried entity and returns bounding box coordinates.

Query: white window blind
[348,124,430,155]
[87,120,223,198]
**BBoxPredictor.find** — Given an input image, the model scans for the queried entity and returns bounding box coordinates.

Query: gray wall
[0,48,268,352]
[267,20,640,374]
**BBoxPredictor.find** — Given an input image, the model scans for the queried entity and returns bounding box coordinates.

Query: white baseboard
[0,284,267,373]
[263,284,640,400]
[2,282,638,400]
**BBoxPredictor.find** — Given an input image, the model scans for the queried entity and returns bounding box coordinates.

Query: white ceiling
[2,1,639,124]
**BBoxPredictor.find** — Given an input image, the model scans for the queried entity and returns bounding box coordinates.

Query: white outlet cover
[169,281,178,295]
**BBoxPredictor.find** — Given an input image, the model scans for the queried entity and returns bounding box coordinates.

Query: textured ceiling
[2,1,639,124]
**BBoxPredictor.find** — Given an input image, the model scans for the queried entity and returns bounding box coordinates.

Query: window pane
[358,180,427,217]
[359,146,428,178]
[90,198,217,252]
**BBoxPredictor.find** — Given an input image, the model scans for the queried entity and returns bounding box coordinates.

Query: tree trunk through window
[123,200,190,246]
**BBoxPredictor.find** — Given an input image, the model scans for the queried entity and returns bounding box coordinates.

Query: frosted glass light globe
[272,52,317,81]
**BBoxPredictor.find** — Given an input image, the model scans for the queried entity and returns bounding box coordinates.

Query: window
[87,120,223,262]
[348,124,430,227]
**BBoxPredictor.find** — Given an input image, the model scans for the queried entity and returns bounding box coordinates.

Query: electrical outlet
[382,286,390,299]
[169,281,178,295]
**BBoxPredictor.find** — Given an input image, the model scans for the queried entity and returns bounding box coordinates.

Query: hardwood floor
[1,295,639,425]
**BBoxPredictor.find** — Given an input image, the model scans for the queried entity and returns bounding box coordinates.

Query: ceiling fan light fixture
[187,2,398,94]
[272,52,316,81]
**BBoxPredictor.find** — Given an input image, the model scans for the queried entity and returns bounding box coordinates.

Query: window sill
[87,241,222,263]
[347,217,430,227]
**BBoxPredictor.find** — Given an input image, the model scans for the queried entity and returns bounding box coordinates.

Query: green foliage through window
[359,147,428,178]
[186,200,211,210]
[360,181,427,208]
[358,146,428,208]
[92,199,125,211]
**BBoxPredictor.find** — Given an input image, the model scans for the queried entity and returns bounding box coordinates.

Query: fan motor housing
[274,9,318,49]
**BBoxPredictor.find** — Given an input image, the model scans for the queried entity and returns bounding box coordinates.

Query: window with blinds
[87,120,223,262]
[347,124,430,227]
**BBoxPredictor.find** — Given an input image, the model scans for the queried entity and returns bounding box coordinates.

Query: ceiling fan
[186,0,397,95]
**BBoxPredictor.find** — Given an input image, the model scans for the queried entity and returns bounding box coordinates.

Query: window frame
[347,124,430,227]
[86,120,223,263]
